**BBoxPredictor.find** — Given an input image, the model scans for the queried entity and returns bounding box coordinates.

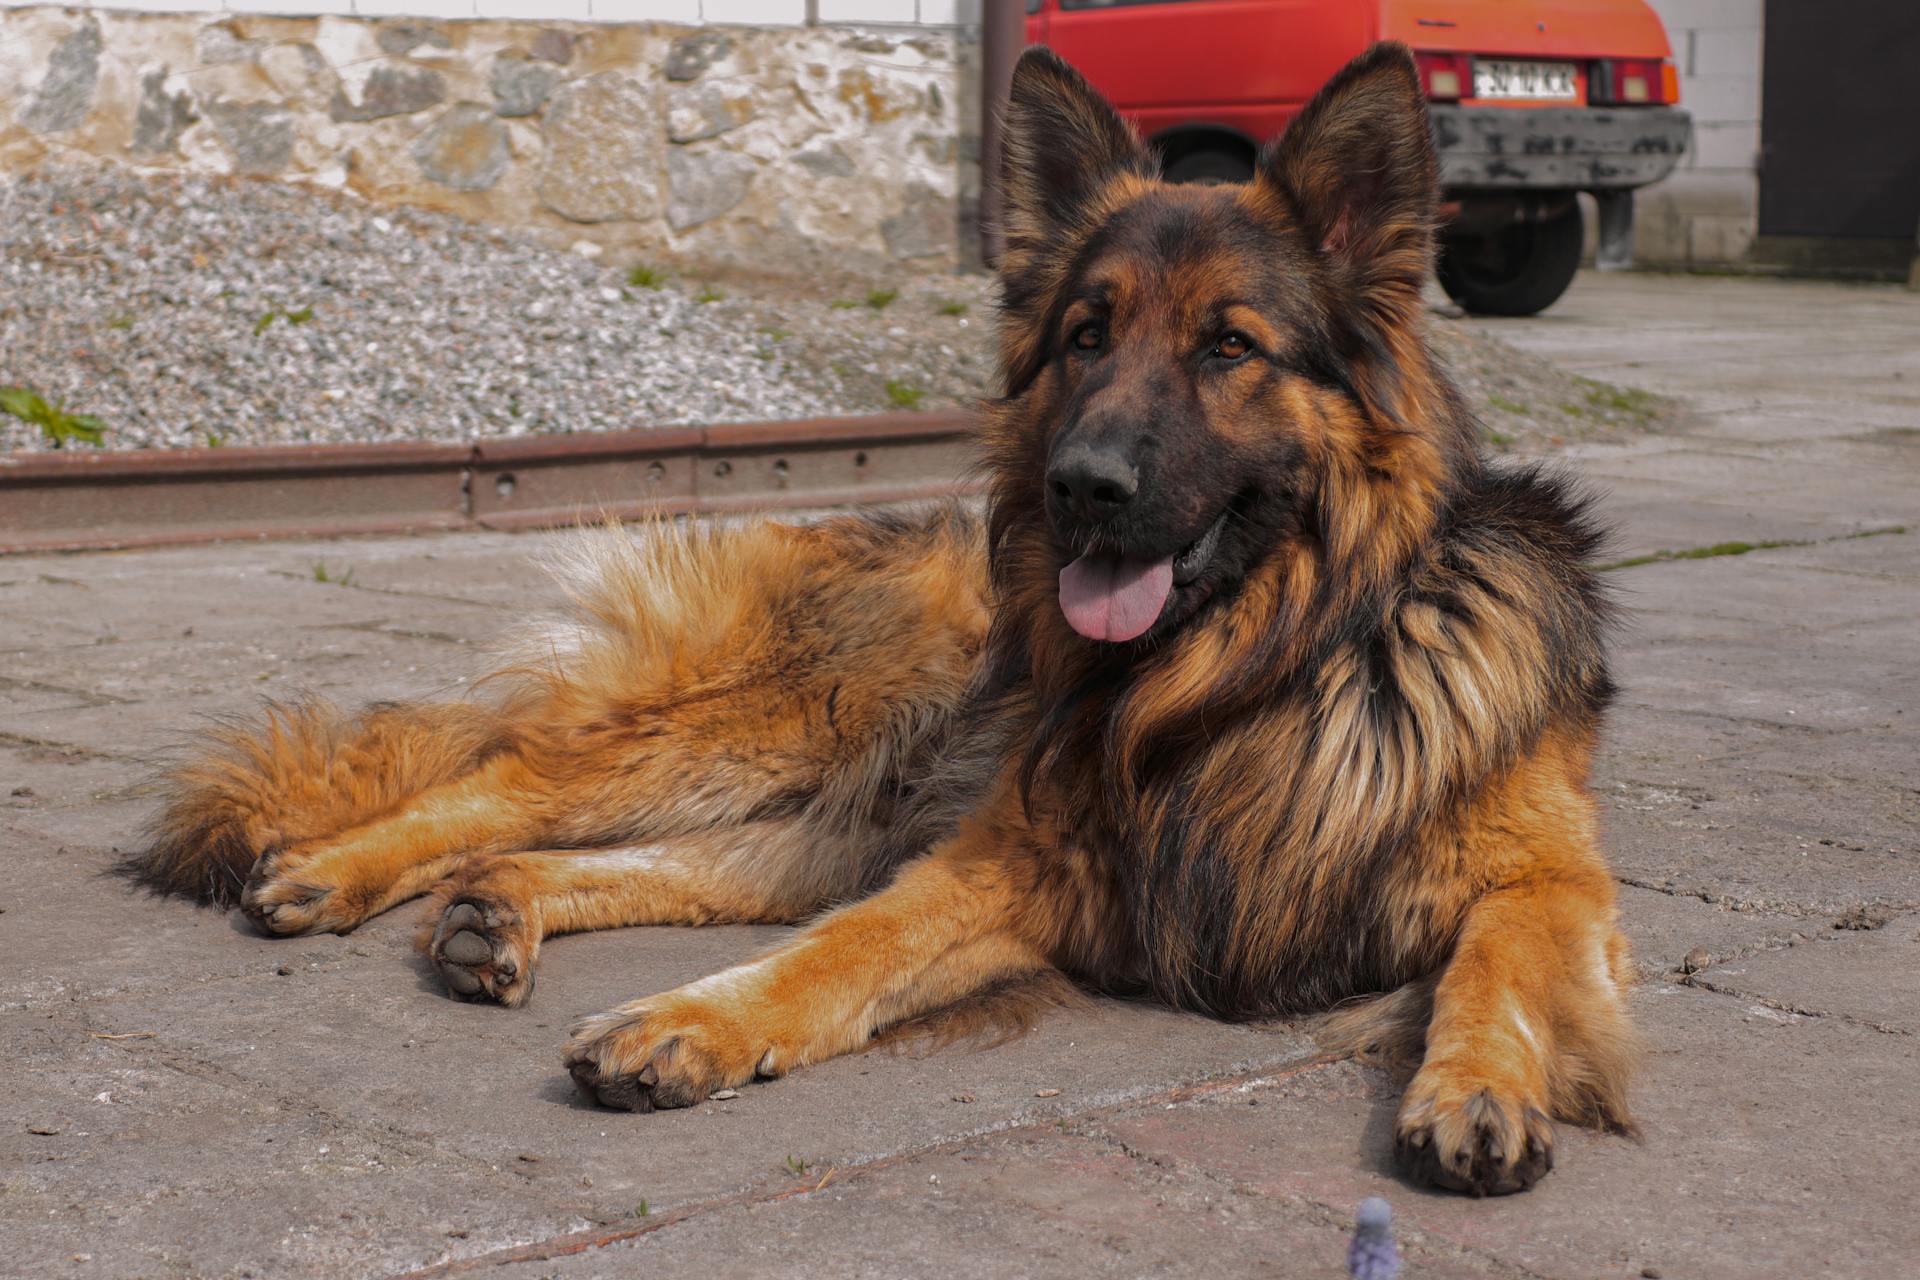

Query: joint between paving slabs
[1593,523,1909,572]
[1677,971,1915,1038]
[379,1056,1344,1278]
[1063,1083,1557,1280]
[1614,874,1918,922]
[267,567,522,613]
[0,673,137,707]
[318,620,478,648]
[0,730,138,763]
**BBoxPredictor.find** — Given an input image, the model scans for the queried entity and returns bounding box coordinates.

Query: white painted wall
[0,0,980,26]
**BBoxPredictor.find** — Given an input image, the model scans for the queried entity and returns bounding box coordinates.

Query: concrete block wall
[1638,0,1764,265]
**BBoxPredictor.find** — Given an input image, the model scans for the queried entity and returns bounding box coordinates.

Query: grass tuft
[884,379,925,410]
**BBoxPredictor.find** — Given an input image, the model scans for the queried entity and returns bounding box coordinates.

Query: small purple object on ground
[1348,1196,1401,1280]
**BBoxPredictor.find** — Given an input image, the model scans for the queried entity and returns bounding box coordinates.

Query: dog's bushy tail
[123,699,513,906]
[1313,976,1439,1074]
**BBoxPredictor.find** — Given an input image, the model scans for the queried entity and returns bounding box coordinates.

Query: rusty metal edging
[0,410,983,555]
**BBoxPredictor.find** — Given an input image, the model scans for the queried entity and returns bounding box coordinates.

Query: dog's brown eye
[1072,323,1104,352]
[1214,333,1252,361]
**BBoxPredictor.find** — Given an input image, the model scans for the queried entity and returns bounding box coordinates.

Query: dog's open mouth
[1057,510,1228,643]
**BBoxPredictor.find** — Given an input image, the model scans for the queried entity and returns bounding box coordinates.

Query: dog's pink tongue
[1058,552,1175,643]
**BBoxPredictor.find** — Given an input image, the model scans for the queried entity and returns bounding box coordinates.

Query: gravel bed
[0,163,1676,455]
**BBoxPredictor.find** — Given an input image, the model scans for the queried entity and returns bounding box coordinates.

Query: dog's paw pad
[428,898,533,1006]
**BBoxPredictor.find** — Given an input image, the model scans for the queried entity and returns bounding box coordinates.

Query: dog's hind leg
[234,714,872,937]
[235,524,989,936]
[414,819,873,1007]
[127,699,513,907]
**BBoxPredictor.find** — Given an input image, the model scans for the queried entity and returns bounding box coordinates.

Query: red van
[1025,1,1690,315]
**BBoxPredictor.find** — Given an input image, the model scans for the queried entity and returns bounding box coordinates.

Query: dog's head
[987,43,1475,651]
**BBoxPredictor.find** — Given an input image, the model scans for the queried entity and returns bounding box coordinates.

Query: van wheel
[1438,203,1584,317]
[1163,148,1254,186]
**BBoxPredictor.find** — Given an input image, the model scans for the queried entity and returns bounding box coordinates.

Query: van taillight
[1592,58,1677,106]
[1414,52,1470,102]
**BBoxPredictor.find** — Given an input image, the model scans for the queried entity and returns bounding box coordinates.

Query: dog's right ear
[999,47,1152,260]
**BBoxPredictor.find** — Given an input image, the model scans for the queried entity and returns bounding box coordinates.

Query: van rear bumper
[1430,105,1691,192]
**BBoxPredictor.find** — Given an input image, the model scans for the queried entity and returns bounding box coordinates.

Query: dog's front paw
[240,846,363,936]
[563,993,779,1113]
[1395,1068,1554,1196]
[425,898,536,1007]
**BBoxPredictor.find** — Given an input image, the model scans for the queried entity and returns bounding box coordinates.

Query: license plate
[1472,60,1579,101]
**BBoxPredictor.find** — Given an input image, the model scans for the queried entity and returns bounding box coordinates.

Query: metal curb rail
[0,410,981,554]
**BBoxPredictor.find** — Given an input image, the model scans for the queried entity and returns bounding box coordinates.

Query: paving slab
[1091,986,1920,1280]
[1683,907,1920,1035]
[478,1122,1494,1280]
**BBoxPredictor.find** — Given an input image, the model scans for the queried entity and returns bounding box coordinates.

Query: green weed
[254,305,314,336]
[884,380,925,410]
[1599,526,1907,572]
[311,562,355,587]
[0,386,105,448]
[865,288,898,310]
[1571,375,1658,421]
[936,300,968,317]
[627,265,665,289]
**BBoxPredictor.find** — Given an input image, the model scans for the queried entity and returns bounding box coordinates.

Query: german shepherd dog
[128,44,1634,1195]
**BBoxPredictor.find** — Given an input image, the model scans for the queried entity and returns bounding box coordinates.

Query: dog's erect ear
[1000,47,1152,255]
[1258,43,1438,304]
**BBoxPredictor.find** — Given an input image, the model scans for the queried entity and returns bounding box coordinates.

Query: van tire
[1437,202,1585,317]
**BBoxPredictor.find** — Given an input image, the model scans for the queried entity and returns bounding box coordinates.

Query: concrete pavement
[3,271,1918,1278]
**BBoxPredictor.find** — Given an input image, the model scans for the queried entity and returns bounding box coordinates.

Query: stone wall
[0,5,979,280]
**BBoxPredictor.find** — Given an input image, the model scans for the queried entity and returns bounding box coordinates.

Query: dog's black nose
[1048,442,1137,523]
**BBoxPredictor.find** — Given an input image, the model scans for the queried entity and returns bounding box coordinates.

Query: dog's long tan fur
[129,43,1634,1195]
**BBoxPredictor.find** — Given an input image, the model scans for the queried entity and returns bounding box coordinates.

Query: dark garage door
[1760,1,1920,239]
